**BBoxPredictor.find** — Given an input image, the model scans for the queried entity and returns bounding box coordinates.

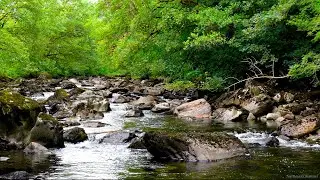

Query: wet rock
[24,142,50,155]
[111,93,130,103]
[151,103,171,113]
[241,94,274,117]
[128,137,146,149]
[130,95,156,110]
[83,121,107,128]
[0,171,32,180]
[212,107,247,122]
[125,109,144,117]
[174,99,211,119]
[279,116,320,138]
[47,89,70,105]
[0,90,43,143]
[143,131,246,162]
[266,137,279,147]
[63,127,88,143]
[99,131,130,144]
[123,132,138,143]
[28,113,64,148]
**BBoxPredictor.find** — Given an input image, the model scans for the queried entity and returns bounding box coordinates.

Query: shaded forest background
[1,0,320,90]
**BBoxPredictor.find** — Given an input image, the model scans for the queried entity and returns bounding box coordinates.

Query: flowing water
[1,93,320,179]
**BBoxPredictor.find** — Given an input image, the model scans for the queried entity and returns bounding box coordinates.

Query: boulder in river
[265,137,279,147]
[63,127,88,143]
[27,113,64,148]
[174,99,211,119]
[0,90,43,143]
[279,115,320,138]
[130,95,156,110]
[143,131,247,162]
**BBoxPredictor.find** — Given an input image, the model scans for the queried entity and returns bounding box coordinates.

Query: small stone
[283,113,295,120]
[266,113,280,120]
[247,113,256,121]
[266,137,279,147]
[63,127,88,143]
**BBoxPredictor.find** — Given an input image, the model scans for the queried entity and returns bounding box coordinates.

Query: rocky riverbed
[0,77,320,179]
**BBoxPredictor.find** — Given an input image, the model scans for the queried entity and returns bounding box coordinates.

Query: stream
[1,92,320,179]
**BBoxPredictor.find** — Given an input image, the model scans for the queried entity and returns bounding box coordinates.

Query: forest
[1,0,320,90]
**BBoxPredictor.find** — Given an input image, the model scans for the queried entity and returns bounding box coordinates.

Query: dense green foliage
[1,0,320,88]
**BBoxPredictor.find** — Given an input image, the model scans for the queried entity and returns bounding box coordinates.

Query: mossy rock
[27,113,64,148]
[0,90,42,141]
[47,89,70,104]
[63,127,88,143]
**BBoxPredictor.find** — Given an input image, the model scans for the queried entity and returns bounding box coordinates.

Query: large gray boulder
[174,99,211,119]
[143,131,247,162]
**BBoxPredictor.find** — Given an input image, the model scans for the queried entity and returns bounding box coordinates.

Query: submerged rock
[23,142,50,155]
[174,99,211,119]
[143,131,246,162]
[63,127,88,143]
[0,171,32,180]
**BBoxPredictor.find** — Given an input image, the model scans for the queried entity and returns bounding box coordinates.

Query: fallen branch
[225,75,289,90]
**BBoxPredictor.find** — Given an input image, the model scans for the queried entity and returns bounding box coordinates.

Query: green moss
[165,81,196,91]
[0,90,40,111]
[54,89,69,100]
[123,121,138,129]
[37,112,58,123]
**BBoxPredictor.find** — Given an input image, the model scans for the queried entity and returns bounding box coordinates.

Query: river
[1,93,320,179]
